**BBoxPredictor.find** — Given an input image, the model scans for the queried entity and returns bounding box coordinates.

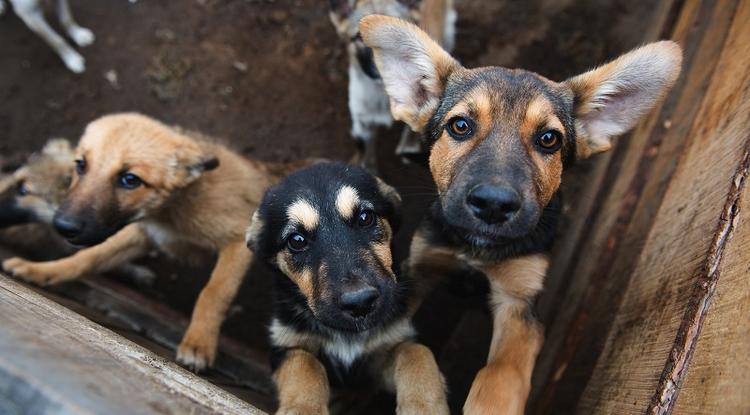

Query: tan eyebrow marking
[287,199,319,231]
[335,185,360,220]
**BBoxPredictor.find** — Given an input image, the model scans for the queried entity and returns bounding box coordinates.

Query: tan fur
[1,113,302,371]
[277,250,315,306]
[384,342,449,415]
[287,199,320,232]
[371,219,394,272]
[0,138,74,224]
[274,348,331,415]
[335,185,360,220]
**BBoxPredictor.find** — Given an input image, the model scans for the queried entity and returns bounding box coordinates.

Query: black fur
[250,162,412,384]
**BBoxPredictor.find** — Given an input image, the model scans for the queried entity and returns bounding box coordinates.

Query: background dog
[2,113,312,371]
[2,0,94,73]
[361,15,682,414]
[329,0,456,171]
[246,162,448,415]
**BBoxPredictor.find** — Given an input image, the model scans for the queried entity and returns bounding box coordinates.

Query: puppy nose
[466,184,521,224]
[53,214,83,239]
[339,285,379,318]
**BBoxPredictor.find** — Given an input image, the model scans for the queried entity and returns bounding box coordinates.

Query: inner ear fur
[245,209,264,253]
[167,142,219,190]
[359,15,461,132]
[565,40,682,158]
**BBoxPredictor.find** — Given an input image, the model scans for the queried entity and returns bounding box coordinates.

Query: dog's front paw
[397,399,449,415]
[176,328,218,372]
[69,27,95,47]
[464,366,527,415]
[61,51,85,74]
[2,257,60,285]
[276,404,329,415]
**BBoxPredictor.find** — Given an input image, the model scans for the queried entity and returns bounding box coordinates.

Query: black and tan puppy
[2,113,312,372]
[360,16,682,414]
[246,162,448,415]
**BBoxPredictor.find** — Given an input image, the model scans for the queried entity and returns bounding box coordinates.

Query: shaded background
[0,0,669,413]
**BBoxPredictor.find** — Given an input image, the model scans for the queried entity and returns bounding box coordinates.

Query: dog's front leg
[56,0,94,47]
[464,254,547,415]
[177,240,251,371]
[2,224,149,285]
[274,348,330,415]
[10,0,85,73]
[382,341,449,415]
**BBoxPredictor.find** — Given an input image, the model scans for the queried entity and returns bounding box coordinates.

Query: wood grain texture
[577,0,750,411]
[0,273,266,415]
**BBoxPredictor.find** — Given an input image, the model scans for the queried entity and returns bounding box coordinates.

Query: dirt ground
[0,0,662,412]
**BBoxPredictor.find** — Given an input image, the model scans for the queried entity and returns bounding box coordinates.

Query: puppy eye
[356,210,376,228]
[118,173,143,190]
[287,232,308,252]
[75,159,86,175]
[16,181,29,196]
[446,117,473,140]
[536,130,562,153]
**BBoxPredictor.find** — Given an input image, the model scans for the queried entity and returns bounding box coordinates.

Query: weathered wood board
[0,274,266,415]
[530,0,750,413]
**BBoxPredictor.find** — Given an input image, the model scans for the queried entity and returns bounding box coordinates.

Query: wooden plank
[531,1,740,411]
[0,274,266,415]
[670,160,750,414]
[575,0,750,411]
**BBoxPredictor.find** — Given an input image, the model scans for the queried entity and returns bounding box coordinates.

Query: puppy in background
[2,113,311,371]
[247,162,448,415]
[2,0,94,73]
[329,0,456,170]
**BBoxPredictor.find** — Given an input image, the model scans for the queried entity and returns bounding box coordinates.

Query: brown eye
[536,130,562,152]
[287,232,308,252]
[447,117,473,140]
[357,210,376,228]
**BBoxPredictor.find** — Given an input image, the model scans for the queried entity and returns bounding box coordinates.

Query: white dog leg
[10,0,85,73]
[57,0,94,47]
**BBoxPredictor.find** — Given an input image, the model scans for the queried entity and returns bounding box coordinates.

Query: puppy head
[247,162,402,332]
[0,139,74,227]
[329,0,420,80]
[54,113,218,246]
[360,15,681,245]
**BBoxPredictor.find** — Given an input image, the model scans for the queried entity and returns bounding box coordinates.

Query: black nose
[339,285,379,318]
[466,184,522,224]
[53,214,83,240]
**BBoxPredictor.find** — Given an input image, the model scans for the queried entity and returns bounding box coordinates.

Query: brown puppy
[360,16,682,414]
[0,139,74,228]
[2,113,308,371]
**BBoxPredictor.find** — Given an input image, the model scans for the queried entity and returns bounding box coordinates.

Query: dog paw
[464,366,527,415]
[276,405,329,415]
[69,26,95,47]
[61,51,85,74]
[176,330,217,373]
[2,257,58,285]
[397,400,449,415]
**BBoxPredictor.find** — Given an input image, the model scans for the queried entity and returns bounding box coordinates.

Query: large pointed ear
[166,142,219,190]
[41,138,73,158]
[566,41,682,158]
[360,15,461,132]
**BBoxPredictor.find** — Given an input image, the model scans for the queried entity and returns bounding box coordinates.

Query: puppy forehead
[286,199,320,231]
[335,185,360,220]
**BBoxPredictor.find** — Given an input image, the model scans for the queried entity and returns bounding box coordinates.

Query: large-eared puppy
[2,113,313,372]
[360,15,682,414]
[246,162,448,415]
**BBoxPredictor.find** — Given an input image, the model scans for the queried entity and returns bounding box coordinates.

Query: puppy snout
[339,285,379,318]
[53,214,84,240]
[466,184,521,224]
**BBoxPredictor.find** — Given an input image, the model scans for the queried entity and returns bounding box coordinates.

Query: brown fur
[360,15,682,414]
[274,348,331,415]
[385,342,449,415]
[1,113,308,371]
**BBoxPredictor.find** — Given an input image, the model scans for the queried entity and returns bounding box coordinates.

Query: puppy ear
[565,41,682,158]
[41,138,73,158]
[360,15,461,132]
[328,0,354,16]
[245,209,264,253]
[167,143,219,189]
[375,177,402,231]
